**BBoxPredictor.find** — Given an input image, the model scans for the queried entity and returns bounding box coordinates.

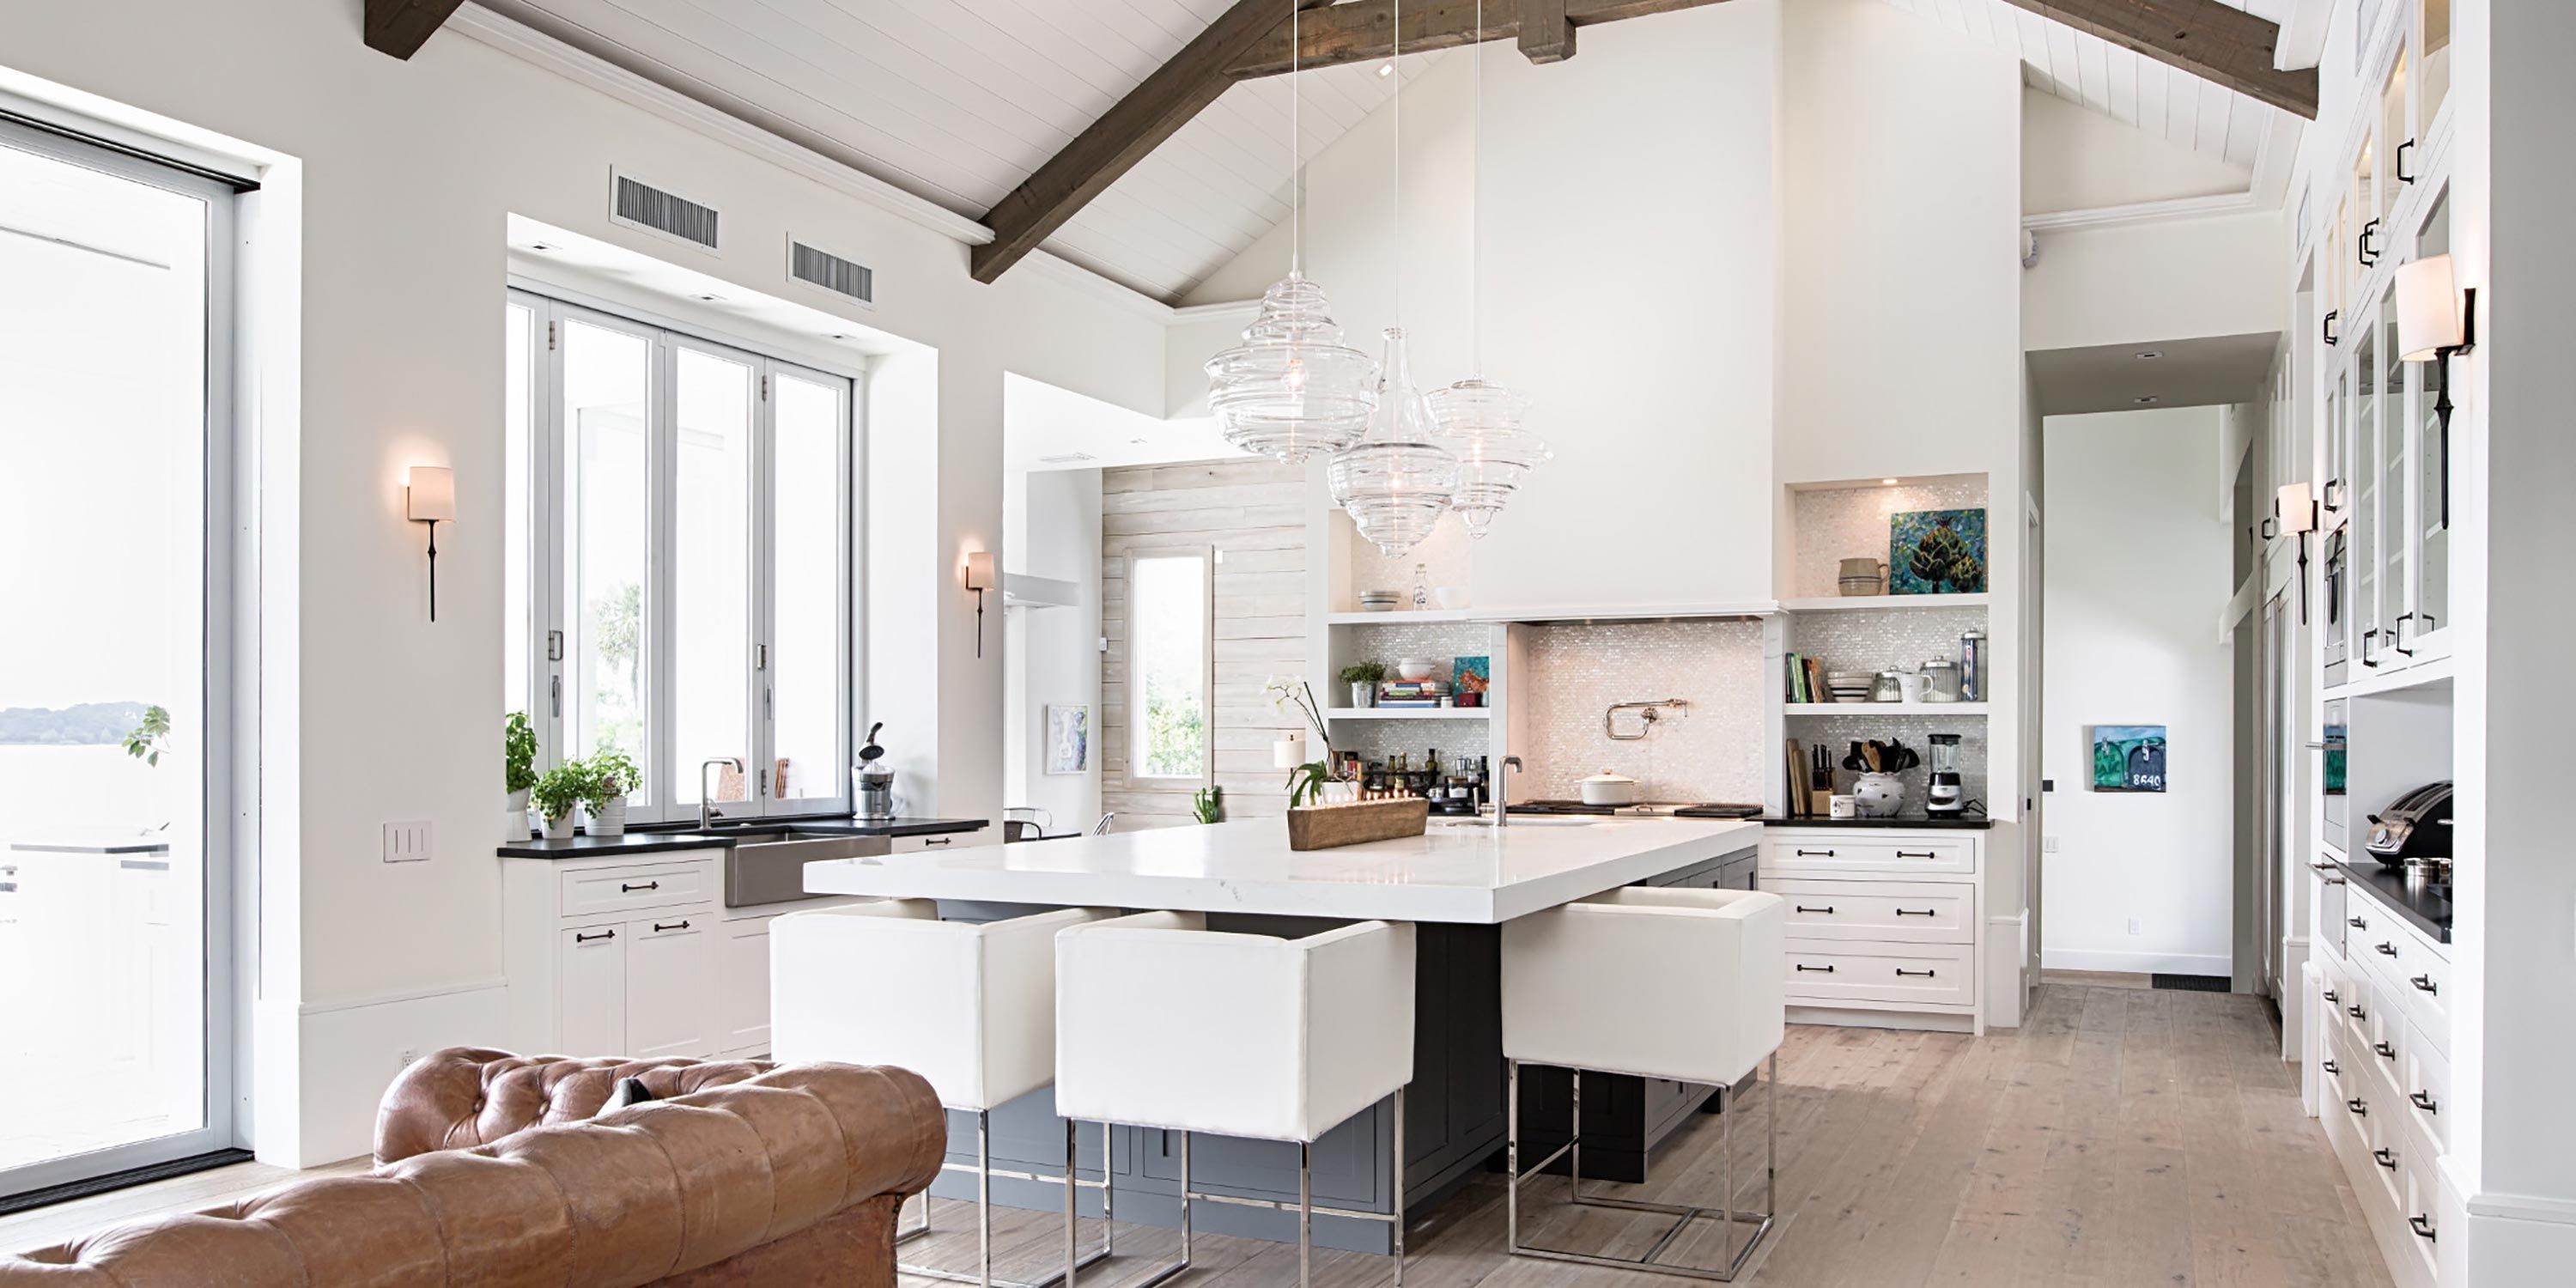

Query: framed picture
[1889,508,1989,594]
[2089,725,2167,793]
[1045,704,1091,775]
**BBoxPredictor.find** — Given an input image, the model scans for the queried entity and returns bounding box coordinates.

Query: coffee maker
[1925,733,1965,817]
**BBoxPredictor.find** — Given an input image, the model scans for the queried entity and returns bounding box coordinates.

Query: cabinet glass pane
[505,302,533,725]
[2417,187,2450,634]
[674,346,753,808]
[2351,325,2379,665]
[2378,297,2409,647]
[2353,144,2376,267]
[2421,0,2452,137]
[771,372,844,803]
[2380,52,2409,216]
[562,319,653,788]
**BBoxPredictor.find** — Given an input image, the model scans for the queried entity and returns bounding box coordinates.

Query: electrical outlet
[2127,918,2142,936]
[383,820,432,863]
[2043,835,2061,854]
[394,1047,420,1072]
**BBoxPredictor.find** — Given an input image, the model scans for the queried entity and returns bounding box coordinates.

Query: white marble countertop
[801,817,1762,924]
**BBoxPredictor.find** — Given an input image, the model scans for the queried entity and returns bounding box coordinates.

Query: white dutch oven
[1580,769,1640,806]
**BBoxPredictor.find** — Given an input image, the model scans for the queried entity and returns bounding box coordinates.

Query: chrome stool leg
[1118,1089,1411,1288]
[1506,1060,1778,1282]
[904,1110,1116,1288]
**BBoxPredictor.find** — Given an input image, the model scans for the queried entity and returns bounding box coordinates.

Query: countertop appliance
[2364,781,2452,866]
[1924,733,1965,817]
[854,722,895,821]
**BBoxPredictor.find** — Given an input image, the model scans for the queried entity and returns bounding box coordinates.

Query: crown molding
[2022,191,2261,233]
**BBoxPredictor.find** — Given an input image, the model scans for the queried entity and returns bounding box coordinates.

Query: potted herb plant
[1339,662,1386,710]
[584,750,638,837]
[1266,677,1358,807]
[1192,784,1224,824]
[503,712,538,841]
[532,762,589,840]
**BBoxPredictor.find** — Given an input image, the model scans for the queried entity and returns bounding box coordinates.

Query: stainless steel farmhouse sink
[722,830,892,906]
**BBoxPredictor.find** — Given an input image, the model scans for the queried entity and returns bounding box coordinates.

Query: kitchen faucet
[1496,756,1523,828]
[700,757,744,830]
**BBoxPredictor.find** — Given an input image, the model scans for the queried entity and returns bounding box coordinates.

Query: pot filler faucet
[701,757,744,830]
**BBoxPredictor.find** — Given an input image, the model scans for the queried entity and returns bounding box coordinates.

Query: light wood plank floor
[3,986,2389,1287]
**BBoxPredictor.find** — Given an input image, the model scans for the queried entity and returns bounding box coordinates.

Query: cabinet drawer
[2355,918,2450,1050]
[2403,1030,2450,1152]
[890,829,995,854]
[1782,939,1974,1008]
[560,857,715,919]
[1763,835,1973,876]
[1762,879,1973,944]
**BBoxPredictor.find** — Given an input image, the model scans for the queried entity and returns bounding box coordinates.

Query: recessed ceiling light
[1880,477,1900,486]
[2136,349,2165,360]
[1378,62,1394,76]
[528,241,557,252]
[2135,395,2160,404]
[826,332,853,341]
[693,292,725,302]
[1129,437,1150,445]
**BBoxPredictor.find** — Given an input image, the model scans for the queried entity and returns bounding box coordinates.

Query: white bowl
[1396,658,1437,683]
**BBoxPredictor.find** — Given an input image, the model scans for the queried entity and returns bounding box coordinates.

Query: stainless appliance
[2365,781,2453,866]
[1959,628,1984,702]
[1924,733,1965,817]
[854,721,895,821]
[2320,701,2348,852]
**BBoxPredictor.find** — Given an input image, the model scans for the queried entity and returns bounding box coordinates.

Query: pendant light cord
[1469,0,1482,378]
[1391,0,1401,327]
[1289,0,1300,278]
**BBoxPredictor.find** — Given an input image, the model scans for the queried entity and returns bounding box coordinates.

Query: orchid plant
[1265,676,1349,807]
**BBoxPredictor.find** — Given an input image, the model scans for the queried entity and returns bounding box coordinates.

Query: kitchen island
[803,816,1761,1251]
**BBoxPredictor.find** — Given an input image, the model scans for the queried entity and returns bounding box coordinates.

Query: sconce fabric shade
[2277,482,2316,534]
[964,551,995,592]
[406,466,456,522]
[2396,255,2464,361]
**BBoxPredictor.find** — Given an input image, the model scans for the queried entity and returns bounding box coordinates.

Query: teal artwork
[2090,725,2167,793]
[1889,509,1988,594]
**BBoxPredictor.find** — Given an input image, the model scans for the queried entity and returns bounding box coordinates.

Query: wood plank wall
[1101,458,1306,829]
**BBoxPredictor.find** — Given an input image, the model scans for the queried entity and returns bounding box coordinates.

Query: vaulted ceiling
[473,0,2300,303]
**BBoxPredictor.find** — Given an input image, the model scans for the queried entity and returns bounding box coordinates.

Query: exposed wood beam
[364,0,466,60]
[971,0,1334,285]
[1521,0,1577,64]
[1990,0,2318,118]
[1228,0,1732,78]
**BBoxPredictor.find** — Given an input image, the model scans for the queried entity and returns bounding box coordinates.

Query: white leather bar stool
[1054,911,1416,1288]
[1499,886,1787,1282]
[772,900,1115,1288]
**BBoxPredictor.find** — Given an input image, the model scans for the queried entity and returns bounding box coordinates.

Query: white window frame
[507,289,856,824]
[1121,545,1215,789]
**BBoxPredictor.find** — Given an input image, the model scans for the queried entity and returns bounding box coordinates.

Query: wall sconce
[2396,253,2475,530]
[964,550,995,659]
[2267,480,2318,624]
[405,466,455,622]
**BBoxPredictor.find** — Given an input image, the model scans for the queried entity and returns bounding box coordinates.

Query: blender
[1925,733,1965,818]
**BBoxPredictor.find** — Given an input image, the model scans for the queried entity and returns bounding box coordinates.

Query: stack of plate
[1358,589,1403,612]
[1824,671,1874,702]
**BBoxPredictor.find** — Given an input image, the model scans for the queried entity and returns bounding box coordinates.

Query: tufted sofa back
[3,1052,945,1287]
[374,1046,780,1165]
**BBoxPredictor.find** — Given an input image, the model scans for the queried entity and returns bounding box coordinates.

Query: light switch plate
[2044,835,2061,854]
[383,820,433,863]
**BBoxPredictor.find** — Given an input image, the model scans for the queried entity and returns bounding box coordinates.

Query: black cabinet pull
[2349,915,2367,929]
[2322,1059,2340,1076]
[623,880,659,892]
[1896,850,1935,859]
[574,929,616,944]
[2361,629,2380,667]
[2409,1090,2439,1114]
[2410,974,2438,994]
[2409,1215,2437,1242]
[2347,1097,2368,1117]
[2348,1003,2368,1020]
[2373,1147,2398,1171]
[2323,311,2341,347]
[1895,908,1936,917]
[1795,963,1836,973]
[2376,1041,2397,1060]
[2322,988,2338,1004]
[2396,139,2416,184]
[2359,218,2381,266]
[2394,611,2417,656]
[1795,904,1835,914]
[922,836,951,847]
[1794,848,1836,857]
[653,920,692,933]
[1895,968,1936,978]
[2377,942,2399,957]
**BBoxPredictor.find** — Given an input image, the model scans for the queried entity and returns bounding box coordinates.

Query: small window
[1126,549,1212,784]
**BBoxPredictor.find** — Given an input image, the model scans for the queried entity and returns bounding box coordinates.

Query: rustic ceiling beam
[364,0,467,60]
[970,0,1334,285]
[1226,0,1732,78]
[1990,0,2318,118]
[1521,0,1577,64]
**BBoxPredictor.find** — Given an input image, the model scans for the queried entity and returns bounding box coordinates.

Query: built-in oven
[2321,699,2348,854]
[2322,527,2349,687]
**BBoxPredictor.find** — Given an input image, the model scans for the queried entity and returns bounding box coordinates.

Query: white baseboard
[2041,946,2230,976]
[273,981,508,1168]
[2463,1188,2576,1285]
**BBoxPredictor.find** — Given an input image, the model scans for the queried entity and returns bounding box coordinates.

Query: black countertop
[1761,816,1996,830]
[2336,859,2452,944]
[498,817,987,860]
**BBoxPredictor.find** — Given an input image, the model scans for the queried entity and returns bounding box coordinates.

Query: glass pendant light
[1327,0,1458,557]
[1425,0,1546,537]
[1205,0,1377,463]
[1330,327,1459,556]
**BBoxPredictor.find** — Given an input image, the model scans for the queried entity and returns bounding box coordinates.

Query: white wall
[2040,408,2234,975]
[0,0,1170,1163]
[2022,212,2287,352]
[2020,87,2253,215]
[1003,468,1103,831]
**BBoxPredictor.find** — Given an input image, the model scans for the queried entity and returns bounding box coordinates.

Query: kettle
[854,722,896,821]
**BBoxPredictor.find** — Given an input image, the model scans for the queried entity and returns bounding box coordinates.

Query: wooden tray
[1285,796,1429,851]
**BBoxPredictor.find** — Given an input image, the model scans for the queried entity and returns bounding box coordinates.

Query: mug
[1829,794,1858,819]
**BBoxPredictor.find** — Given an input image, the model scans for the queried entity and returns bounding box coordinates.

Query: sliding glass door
[0,122,238,1196]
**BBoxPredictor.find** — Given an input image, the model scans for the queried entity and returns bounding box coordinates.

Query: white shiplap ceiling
[1877,0,2289,171]
[479,0,1441,302]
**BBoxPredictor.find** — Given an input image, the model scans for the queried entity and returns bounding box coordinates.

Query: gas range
[1509,800,1764,819]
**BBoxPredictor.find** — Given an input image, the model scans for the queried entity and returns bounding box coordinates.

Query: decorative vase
[541,811,577,841]
[1351,683,1376,709]
[1853,772,1905,818]
[588,796,629,837]
[504,789,532,843]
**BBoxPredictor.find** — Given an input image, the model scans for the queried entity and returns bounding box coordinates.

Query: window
[1126,549,1212,784]
[507,292,855,822]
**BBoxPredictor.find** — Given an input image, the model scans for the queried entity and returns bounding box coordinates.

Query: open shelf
[1326,609,1476,625]
[1779,593,1989,613]
[1784,702,1988,716]
[1327,707,1493,720]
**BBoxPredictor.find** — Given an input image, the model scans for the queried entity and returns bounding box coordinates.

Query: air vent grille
[1037,452,1097,465]
[611,172,720,250]
[790,240,874,304]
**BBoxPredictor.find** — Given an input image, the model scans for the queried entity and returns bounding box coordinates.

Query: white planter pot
[1350,683,1376,708]
[587,796,629,837]
[504,789,532,843]
[541,811,578,840]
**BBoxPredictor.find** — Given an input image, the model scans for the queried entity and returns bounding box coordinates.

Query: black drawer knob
[2410,974,2438,994]
[1895,968,1936,978]
[1795,905,1835,914]
[1795,963,1836,973]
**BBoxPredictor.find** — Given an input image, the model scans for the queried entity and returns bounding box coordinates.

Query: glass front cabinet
[2322,0,2455,687]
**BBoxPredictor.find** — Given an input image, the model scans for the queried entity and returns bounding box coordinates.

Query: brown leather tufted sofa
[2,1048,945,1286]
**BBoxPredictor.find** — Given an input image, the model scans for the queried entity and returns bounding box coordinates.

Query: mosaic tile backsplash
[1789,606,1992,692]
[1518,620,1766,804]
[1787,713,1990,815]
[1329,620,1496,769]
[1791,480,1990,598]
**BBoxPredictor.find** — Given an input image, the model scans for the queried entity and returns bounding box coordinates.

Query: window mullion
[538,298,568,775]
[752,356,778,817]
[651,332,679,823]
